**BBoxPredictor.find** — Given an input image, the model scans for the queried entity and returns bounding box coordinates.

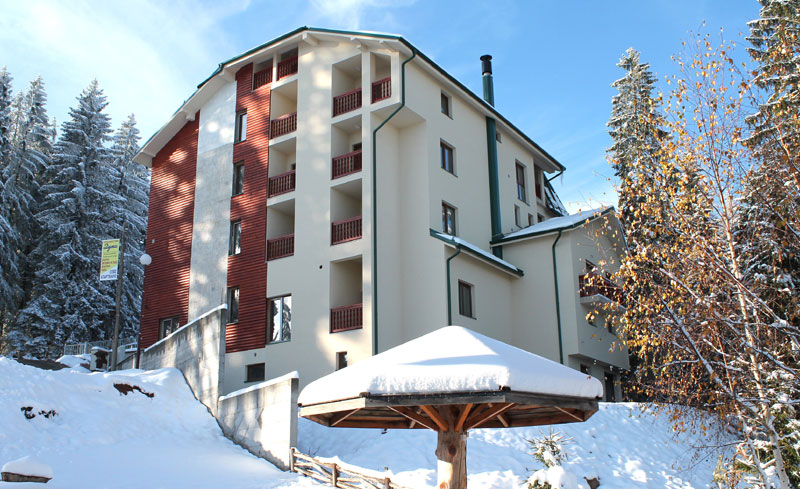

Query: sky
[0,0,761,212]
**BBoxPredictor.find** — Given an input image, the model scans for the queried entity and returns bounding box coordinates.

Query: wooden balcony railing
[578,272,625,306]
[253,67,272,90]
[268,169,296,197]
[333,88,362,117]
[331,216,362,245]
[332,150,362,179]
[270,112,297,139]
[330,303,363,333]
[267,234,294,261]
[371,77,391,103]
[277,56,298,79]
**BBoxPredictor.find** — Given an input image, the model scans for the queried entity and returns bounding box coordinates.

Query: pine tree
[0,67,15,347]
[15,81,116,358]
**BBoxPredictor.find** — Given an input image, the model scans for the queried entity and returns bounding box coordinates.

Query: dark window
[246,363,265,383]
[537,213,545,223]
[528,214,534,227]
[352,142,362,151]
[281,48,298,60]
[515,162,527,202]
[232,161,244,196]
[441,92,451,117]
[336,351,348,370]
[514,205,521,228]
[458,281,474,318]
[604,373,616,402]
[229,220,241,256]
[268,295,292,343]
[442,202,456,235]
[235,111,247,143]
[159,316,180,340]
[535,167,543,200]
[227,287,240,324]
[580,364,590,375]
[495,131,502,143]
[440,141,454,174]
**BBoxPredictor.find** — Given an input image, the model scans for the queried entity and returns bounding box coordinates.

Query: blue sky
[0,0,760,211]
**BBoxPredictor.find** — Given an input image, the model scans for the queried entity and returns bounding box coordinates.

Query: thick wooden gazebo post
[435,430,467,489]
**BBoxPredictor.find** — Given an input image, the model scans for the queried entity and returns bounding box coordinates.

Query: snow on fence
[63,337,137,356]
[290,449,412,489]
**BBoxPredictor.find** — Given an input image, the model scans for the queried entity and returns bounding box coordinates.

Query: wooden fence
[290,448,413,489]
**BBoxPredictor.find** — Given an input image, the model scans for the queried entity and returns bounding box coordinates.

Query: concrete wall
[139,306,226,416]
[217,373,299,471]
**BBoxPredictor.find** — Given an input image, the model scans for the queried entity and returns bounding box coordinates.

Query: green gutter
[491,207,616,246]
[552,229,565,365]
[445,248,463,325]
[371,50,417,356]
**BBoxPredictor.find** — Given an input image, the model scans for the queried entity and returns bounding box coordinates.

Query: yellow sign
[100,239,120,281]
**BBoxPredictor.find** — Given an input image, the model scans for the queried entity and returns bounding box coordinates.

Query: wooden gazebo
[298,326,603,489]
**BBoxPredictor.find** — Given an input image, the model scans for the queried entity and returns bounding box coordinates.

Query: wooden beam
[555,406,584,422]
[331,409,361,427]
[464,403,515,430]
[387,406,438,431]
[300,397,367,417]
[497,413,510,428]
[420,405,449,432]
[454,403,473,432]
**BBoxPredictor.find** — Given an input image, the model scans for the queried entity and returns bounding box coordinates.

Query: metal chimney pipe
[480,55,495,106]
[481,54,502,256]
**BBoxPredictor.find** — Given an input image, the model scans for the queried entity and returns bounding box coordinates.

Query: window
[528,214,534,227]
[537,213,545,223]
[535,167,543,200]
[515,162,527,202]
[227,287,239,324]
[235,111,247,143]
[232,161,244,196]
[458,280,474,318]
[604,373,616,402]
[336,351,348,370]
[580,364,590,375]
[268,295,292,343]
[159,316,180,340]
[495,131,502,143]
[441,92,451,117]
[246,363,265,383]
[442,202,456,235]
[229,220,241,256]
[440,141,454,174]
[514,205,521,228]
[352,142,362,151]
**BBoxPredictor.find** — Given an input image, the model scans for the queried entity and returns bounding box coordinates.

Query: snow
[1,456,52,479]
[529,466,579,489]
[503,207,612,241]
[298,326,603,406]
[430,230,522,274]
[55,354,90,370]
[219,370,299,401]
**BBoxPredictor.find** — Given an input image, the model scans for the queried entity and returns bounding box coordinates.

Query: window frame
[158,316,180,340]
[267,294,292,344]
[232,161,245,197]
[245,363,265,383]
[442,201,457,236]
[227,286,240,324]
[528,213,534,227]
[457,280,474,319]
[229,220,242,256]
[440,91,452,118]
[234,110,247,143]
[440,140,455,174]
[336,351,348,370]
[515,162,528,203]
[514,205,522,228]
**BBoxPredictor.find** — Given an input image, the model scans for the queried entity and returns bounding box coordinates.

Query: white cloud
[307,0,416,30]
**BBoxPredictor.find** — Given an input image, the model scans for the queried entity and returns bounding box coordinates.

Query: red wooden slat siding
[139,116,199,350]
[277,56,298,79]
[227,63,270,353]
[270,112,297,139]
[332,150,362,179]
[371,77,391,103]
[330,303,363,332]
[331,216,362,244]
[267,234,294,260]
[332,88,362,117]
[268,169,296,197]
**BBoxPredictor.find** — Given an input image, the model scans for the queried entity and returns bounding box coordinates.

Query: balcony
[271,112,297,139]
[331,216,362,245]
[268,169,296,197]
[267,233,294,261]
[277,56,298,80]
[333,88,362,117]
[371,77,391,103]
[332,150,362,179]
[578,272,625,307]
[330,303,363,333]
[253,67,272,90]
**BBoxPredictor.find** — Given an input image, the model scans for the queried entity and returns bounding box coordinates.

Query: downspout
[552,229,565,364]
[371,49,417,356]
[481,55,503,258]
[547,169,564,182]
[445,247,463,325]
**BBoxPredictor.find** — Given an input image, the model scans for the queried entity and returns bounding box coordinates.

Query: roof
[134,27,566,173]
[298,326,603,407]
[429,229,523,277]
[493,207,617,245]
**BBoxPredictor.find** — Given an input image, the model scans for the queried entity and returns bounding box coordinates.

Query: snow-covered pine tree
[108,114,148,340]
[14,80,117,358]
[0,67,15,348]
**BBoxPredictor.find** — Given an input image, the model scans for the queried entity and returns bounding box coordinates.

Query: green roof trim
[492,207,617,246]
[429,229,524,277]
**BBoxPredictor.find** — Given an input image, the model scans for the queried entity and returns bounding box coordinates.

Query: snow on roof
[430,230,523,276]
[1,456,53,479]
[298,326,603,406]
[499,207,614,243]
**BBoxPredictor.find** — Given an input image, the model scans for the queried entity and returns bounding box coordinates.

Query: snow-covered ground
[1,357,730,489]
